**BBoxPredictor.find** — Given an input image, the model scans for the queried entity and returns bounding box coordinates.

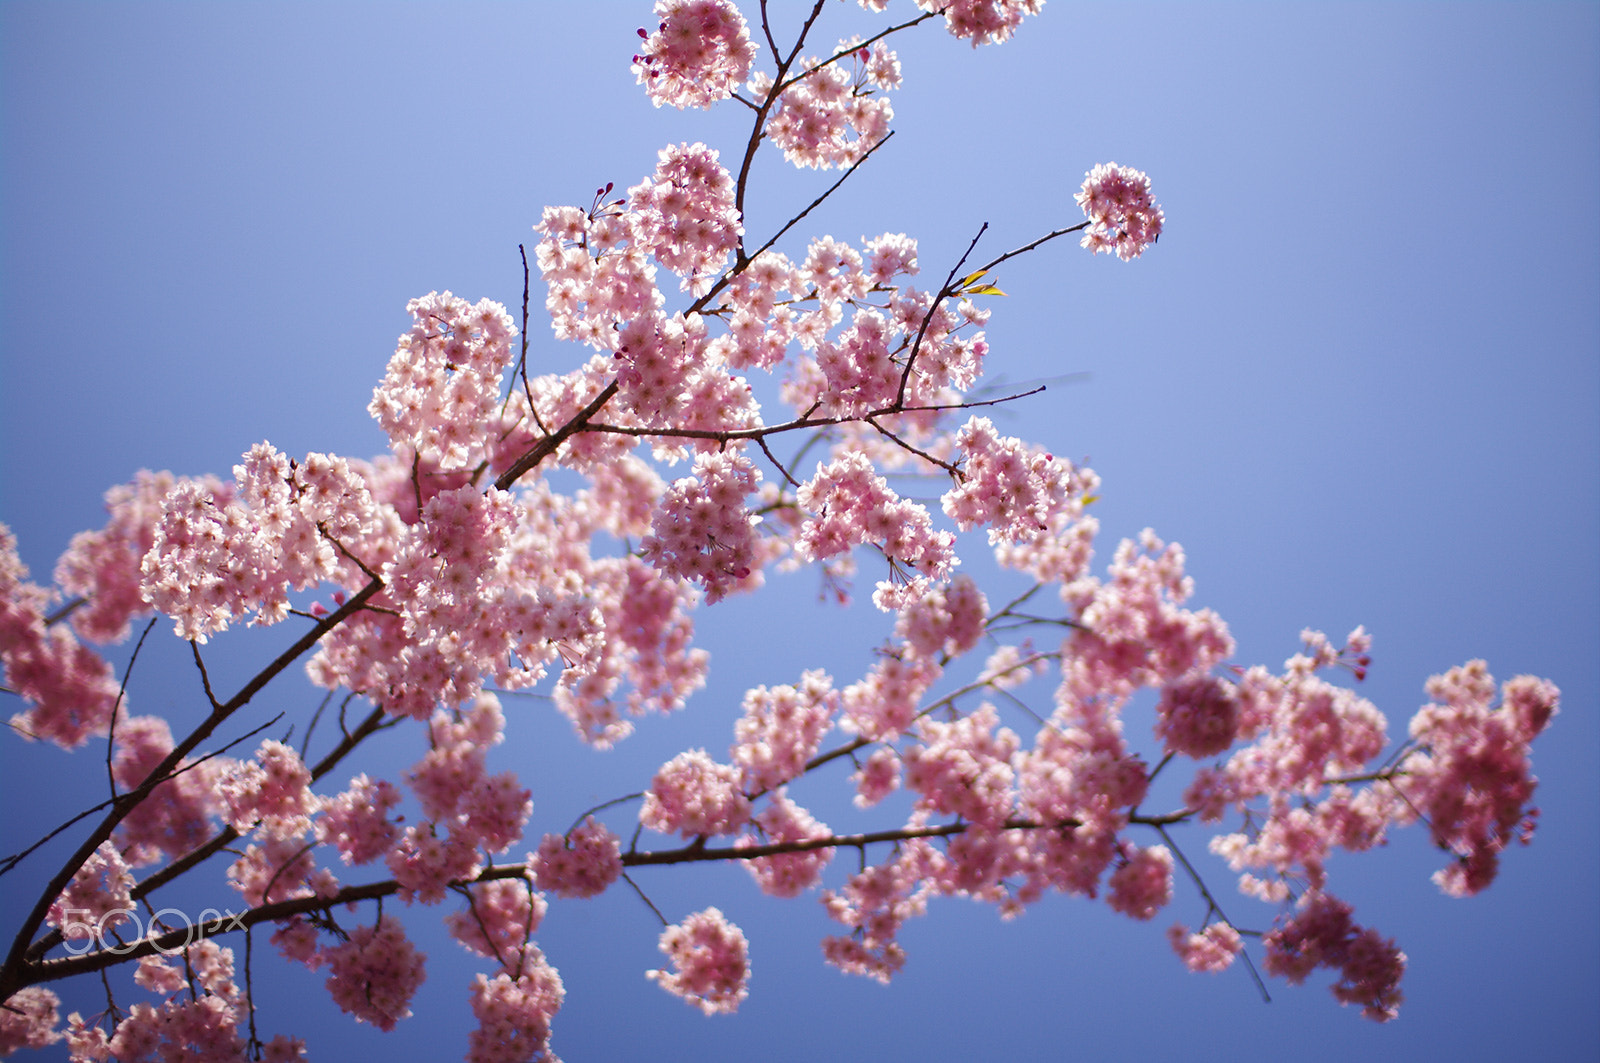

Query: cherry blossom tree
[0,1,1564,1060]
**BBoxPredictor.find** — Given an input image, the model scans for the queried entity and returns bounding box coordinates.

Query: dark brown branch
[492,381,620,491]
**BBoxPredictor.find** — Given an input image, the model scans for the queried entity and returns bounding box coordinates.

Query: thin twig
[106,618,158,803]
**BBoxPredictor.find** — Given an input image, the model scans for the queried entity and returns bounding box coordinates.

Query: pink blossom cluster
[535,206,662,352]
[317,773,402,865]
[1062,531,1234,699]
[640,749,752,837]
[894,574,987,659]
[467,965,565,1063]
[773,240,988,425]
[367,291,517,469]
[228,829,337,908]
[813,308,903,413]
[386,696,531,903]
[446,878,548,974]
[1154,672,1242,759]
[140,444,392,643]
[108,715,223,865]
[134,955,187,996]
[45,842,134,942]
[323,916,428,1031]
[355,487,599,719]
[59,941,281,1062]
[1400,662,1557,896]
[821,842,930,982]
[794,451,956,609]
[531,816,624,899]
[738,790,833,897]
[1,525,124,748]
[53,470,189,643]
[551,555,711,747]
[640,449,763,603]
[990,460,1100,586]
[1105,843,1174,920]
[632,0,757,110]
[1015,706,1149,881]
[627,143,742,295]
[1076,162,1164,260]
[903,703,1019,828]
[0,987,60,1055]
[840,652,941,741]
[645,907,751,1014]
[707,250,803,371]
[753,40,900,169]
[216,739,317,834]
[943,416,1079,544]
[703,234,924,380]
[1262,891,1406,1022]
[912,0,1045,46]
[730,669,837,792]
[850,747,902,807]
[1167,922,1243,973]
[610,312,706,423]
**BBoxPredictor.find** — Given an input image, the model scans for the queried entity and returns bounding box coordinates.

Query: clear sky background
[2,3,1597,1061]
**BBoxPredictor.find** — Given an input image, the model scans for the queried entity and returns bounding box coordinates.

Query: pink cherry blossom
[756,41,900,170]
[641,749,752,837]
[368,292,517,470]
[323,916,427,1031]
[730,669,837,792]
[1106,843,1174,920]
[1,524,124,749]
[1262,891,1406,1022]
[739,790,833,897]
[216,739,317,834]
[646,907,750,1014]
[1168,922,1244,973]
[628,142,742,295]
[640,450,764,603]
[1077,162,1165,260]
[531,816,624,899]
[903,703,1018,828]
[47,842,134,943]
[317,774,403,865]
[0,987,61,1054]
[632,0,757,110]
[446,878,548,973]
[468,964,565,1063]
[916,0,1045,46]
[1155,673,1242,759]
[1400,662,1557,896]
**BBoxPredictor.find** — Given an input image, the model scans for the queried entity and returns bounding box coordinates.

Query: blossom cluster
[754,40,900,170]
[632,0,757,110]
[645,907,751,1014]
[640,450,764,603]
[531,817,624,899]
[54,941,305,1061]
[794,451,956,609]
[911,0,1046,46]
[1076,162,1165,260]
[368,292,518,470]
[1262,891,1406,1022]
[627,142,743,295]
[1,525,124,748]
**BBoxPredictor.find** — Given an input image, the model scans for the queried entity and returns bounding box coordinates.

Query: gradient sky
[2,3,1597,1061]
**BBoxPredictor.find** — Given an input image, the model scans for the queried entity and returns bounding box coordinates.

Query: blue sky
[2,2,1597,1061]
